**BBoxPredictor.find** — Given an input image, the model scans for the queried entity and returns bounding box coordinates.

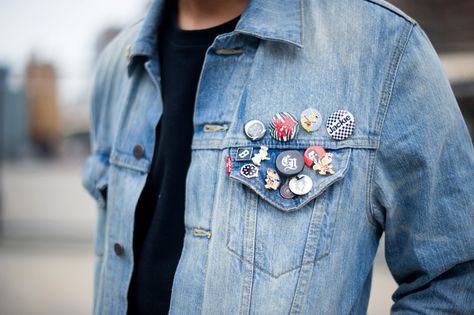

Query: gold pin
[125,44,132,60]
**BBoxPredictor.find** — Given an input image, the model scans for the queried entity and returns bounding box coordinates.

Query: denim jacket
[81,0,474,314]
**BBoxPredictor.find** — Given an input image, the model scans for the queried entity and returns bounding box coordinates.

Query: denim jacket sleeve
[81,50,110,209]
[80,25,134,208]
[80,34,123,209]
[371,24,474,313]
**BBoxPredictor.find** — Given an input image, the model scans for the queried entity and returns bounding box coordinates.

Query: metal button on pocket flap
[228,146,352,212]
[133,144,145,159]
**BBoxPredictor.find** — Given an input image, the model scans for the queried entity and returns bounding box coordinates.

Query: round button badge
[280,180,295,199]
[289,174,313,196]
[269,112,299,142]
[300,108,322,132]
[244,119,266,141]
[275,150,304,177]
[304,146,327,168]
[326,110,355,141]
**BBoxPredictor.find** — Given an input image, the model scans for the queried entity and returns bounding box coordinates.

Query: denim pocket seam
[225,181,313,279]
[315,175,346,262]
[225,184,327,278]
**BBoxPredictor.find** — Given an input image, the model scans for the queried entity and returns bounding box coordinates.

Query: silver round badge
[244,119,266,141]
[288,174,313,196]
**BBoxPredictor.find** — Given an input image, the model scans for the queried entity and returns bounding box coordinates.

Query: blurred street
[0,160,397,315]
[0,241,94,315]
[0,160,96,315]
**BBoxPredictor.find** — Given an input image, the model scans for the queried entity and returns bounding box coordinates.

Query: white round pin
[289,174,313,196]
[326,110,355,141]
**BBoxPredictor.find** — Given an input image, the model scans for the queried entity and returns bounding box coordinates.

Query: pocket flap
[81,152,110,208]
[229,146,351,212]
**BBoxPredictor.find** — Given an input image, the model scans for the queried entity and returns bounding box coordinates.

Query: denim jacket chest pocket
[82,151,110,209]
[81,150,110,257]
[225,143,353,278]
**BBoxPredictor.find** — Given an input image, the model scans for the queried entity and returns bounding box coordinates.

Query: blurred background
[0,1,473,314]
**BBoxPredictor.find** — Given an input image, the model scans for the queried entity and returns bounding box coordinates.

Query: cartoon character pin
[264,168,281,190]
[304,146,335,175]
[252,146,271,166]
[300,108,322,132]
[304,146,327,168]
[312,153,335,175]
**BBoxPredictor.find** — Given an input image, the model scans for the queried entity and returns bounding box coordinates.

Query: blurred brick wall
[389,0,474,138]
[390,0,474,52]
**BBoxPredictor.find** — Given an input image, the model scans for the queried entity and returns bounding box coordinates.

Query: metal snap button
[114,243,124,256]
[133,144,145,159]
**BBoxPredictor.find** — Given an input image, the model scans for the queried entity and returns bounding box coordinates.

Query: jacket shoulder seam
[367,22,415,228]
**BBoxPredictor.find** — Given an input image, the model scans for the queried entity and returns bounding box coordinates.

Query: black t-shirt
[127,2,240,314]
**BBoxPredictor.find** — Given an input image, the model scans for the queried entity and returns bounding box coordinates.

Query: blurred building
[0,66,29,159]
[390,0,474,52]
[390,0,474,136]
[25,56,61,157]
[53,27,123,161]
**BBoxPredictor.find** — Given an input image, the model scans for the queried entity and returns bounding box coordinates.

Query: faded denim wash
[81,0,474,314]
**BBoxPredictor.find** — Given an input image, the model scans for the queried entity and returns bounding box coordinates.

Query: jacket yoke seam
[367,22,415,229]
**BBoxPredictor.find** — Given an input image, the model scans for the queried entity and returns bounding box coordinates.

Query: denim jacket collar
[234,0,304,47]
[128,0,304,74]
[129,0,165,61]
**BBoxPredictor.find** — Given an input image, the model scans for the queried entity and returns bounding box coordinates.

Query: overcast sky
[0,0,149,106]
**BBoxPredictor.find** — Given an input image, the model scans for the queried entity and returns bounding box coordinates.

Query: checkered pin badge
[326,110,355,141]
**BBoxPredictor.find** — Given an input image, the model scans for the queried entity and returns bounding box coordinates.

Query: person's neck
[177,0,248,30]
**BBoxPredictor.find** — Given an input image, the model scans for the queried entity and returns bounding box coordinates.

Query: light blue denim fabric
[81,0,474,314]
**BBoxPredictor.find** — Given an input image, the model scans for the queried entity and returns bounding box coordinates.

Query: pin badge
[264,168,281,190]
[236,147,253,161]
[276,150,304,177]
[289,174,313,196]
[240,164,259,179]
[300,108,322,132]
[244,120,266,141]
[252,146,270,166]
[312,153,335,175]
[269,112,299,142]
[304,146,327,168]
[226,155,232,174]
[326,110,355,141]
[280,180,295,199]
